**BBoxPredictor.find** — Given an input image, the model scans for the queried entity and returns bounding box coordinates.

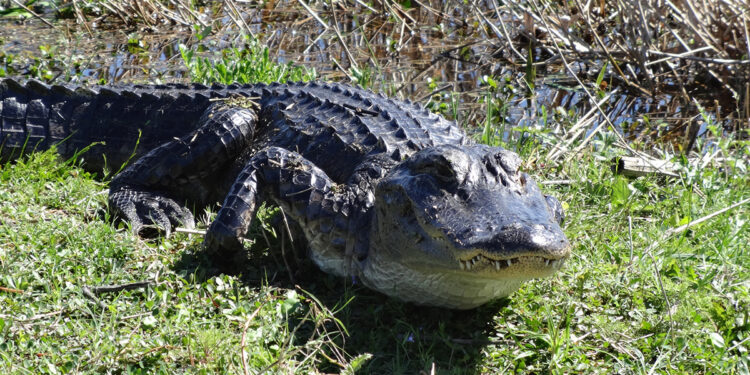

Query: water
[1,0,746,150]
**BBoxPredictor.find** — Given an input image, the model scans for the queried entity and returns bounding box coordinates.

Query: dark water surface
[1,0,746,150]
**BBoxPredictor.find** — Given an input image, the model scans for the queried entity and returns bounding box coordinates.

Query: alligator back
[1,79,467,174]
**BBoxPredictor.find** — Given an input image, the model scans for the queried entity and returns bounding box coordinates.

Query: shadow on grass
[172,232,503,374]
[331,288,507,374]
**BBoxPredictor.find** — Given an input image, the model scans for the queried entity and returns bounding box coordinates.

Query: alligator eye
[416,162,455,183]
[412,156,455,182]
[431,162,455,181]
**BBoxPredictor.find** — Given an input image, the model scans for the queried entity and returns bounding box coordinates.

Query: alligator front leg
[204,146,371,273]
[109,104,258,236]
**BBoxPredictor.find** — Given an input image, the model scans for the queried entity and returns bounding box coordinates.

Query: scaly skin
[1,78,570,309]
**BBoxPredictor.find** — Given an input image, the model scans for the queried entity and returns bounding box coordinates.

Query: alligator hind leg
[109,104,258,236]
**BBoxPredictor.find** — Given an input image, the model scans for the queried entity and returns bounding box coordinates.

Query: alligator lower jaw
[457,254,566,272]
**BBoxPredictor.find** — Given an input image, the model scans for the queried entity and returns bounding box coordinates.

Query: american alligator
[0,78,570,309]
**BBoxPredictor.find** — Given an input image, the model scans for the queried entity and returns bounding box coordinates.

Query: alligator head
[361,144,570,309]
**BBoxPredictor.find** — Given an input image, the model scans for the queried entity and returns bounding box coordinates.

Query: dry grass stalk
[497,0,749,101]
[47,0,747,142]
[72,0,205,28]
[10,0,56,28]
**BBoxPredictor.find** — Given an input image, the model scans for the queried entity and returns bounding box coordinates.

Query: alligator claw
[204,221,244,252]
[203,221,246,272]
[109,188,195,237]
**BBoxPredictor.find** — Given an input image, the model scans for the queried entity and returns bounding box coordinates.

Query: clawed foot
[203,221,247,272]
[109,188,195,237]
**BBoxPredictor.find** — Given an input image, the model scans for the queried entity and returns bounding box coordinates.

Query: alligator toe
[109,188,193,237]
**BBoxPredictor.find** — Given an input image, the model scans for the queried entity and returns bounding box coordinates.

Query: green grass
[2,143,748,373]
[2,38,750,374]
[179,35,317,85]
[531,150,749,374]
[0,151,366,373]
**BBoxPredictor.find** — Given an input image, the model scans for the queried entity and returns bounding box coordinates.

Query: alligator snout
[447,221,570,279]
[456,222,570,260]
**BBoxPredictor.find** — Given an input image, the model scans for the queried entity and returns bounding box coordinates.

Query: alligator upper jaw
[456,252,568,274]
[407,219,570,277]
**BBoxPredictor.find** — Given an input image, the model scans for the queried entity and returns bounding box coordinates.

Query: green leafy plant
[180,36,316,85]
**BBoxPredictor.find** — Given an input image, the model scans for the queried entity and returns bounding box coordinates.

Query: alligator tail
[0,78,213,173]
[0,79,68,161]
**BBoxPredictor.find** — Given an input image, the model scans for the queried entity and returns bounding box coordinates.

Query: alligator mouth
[392,194,570,274]
[457,253,566,271]
[409,224,568,273]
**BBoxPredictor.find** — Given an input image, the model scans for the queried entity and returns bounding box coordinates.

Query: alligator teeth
[458,256,558,271]
[459,256,564,271]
